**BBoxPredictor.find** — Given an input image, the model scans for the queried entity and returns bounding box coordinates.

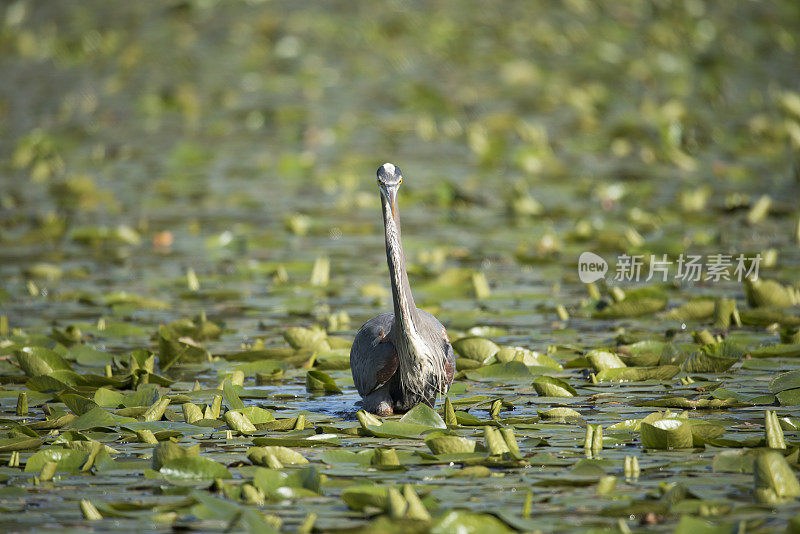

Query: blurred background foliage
[2,0,798,214]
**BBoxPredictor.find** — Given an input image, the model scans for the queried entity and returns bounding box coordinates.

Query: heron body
[350,163,455,415]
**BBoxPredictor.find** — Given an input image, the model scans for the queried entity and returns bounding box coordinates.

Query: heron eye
[398,177,402,184]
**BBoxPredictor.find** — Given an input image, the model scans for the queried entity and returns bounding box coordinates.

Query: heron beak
[381,186,399,221]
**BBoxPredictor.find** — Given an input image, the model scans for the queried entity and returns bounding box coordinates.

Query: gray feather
[350,313,397,396]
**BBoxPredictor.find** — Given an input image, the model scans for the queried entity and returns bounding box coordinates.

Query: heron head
[377,163,402,219]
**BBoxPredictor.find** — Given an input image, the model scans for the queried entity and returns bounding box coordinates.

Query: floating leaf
[537,407,582,421]
[492,347,562,369]
[664,299,716,321]
[688,420,725,446]
[531,376,577,397]
[596,366,679,382]
[765,410,786,449]
[284,326,330,351]
[318,450,373,466]
[681,341,743,373]
[399,403,447,429]
[341,485,389,511]
[431,510,514,534]
[640,419,693,449]
[159,456,232,481]
[240,406,275,424]
[24,448,87,473]
[635,396,739,409]
[425,433,477,454]
[745,278,799,309]
[712,449,755,474]
[468,361,531,380]
[778,389,800,406]
[152,441,200,470]
[248,446,308,465]
[452,336,500,361]
[594,297,666,318]
[586,349,626,371]
[769,370,800,394]
[673,515,735,534]
[750,343,800,359]
[365,421,440,439]
[371,447,401,467]
[224,410,256,434]
[305,370,342,394]
[157,325,209,371]
[222,378,245,410]
[15,346,72,377]
[67,406,137,430]
[754,450,800,503]
[740,309,800,327]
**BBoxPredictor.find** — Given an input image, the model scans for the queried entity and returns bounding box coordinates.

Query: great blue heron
[349,163,455,415]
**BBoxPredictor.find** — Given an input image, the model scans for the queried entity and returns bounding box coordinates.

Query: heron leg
[362,388,394,416]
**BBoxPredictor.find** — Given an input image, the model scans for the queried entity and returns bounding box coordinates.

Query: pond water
[1,1,800,532]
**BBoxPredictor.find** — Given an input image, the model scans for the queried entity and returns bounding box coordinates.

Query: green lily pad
[431,510,514,534]
[594,297,667,318]
[537,407,582,421]
[640,419,693,449]
[452,336,500,361]
[159,456,232,481]
[365,421,440,439]
[664,299,716,321]
[15,346,72,377]
[586,349,626,371]
[306,370,342,394]
[284,326,330,351]
[745,278,799,309]
[467,361,531,380]
[596,365,679,382]
[66,406,137,430]
[341,485,389,511]
[400,403,447,428]
[754,450,800,503]
[531,376,577,397]
[318,450,373,466]
[749,343,800,359]
[222,379,245,410]
[681,341,743,373]
[769,371,800,394]
[425,433,478,454]
[152,441,200,470]
[248,445,309,466]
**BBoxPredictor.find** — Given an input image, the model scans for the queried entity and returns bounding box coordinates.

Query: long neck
[381,193,418,336]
